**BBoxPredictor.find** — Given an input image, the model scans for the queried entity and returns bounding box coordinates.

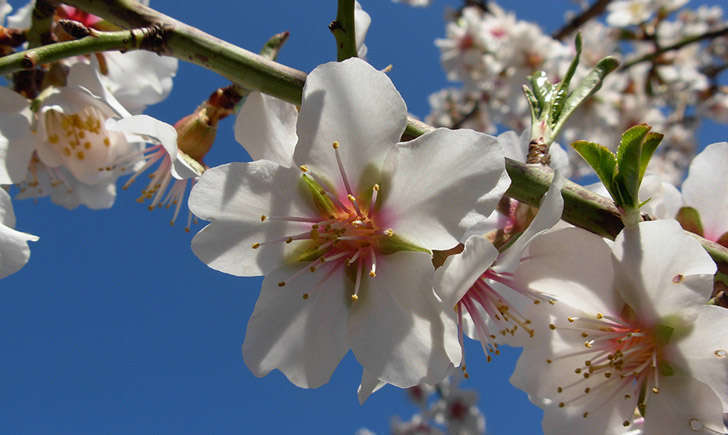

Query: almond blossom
[0,188,37,279]
[510,220,728,434]
[680,142,728,244]
[189,57,508,389]
[1,62,179,210]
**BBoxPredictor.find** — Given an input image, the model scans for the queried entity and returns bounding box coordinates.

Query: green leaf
[551,56,619,138]
[571,140,617,199]
[638,132,663,183]
[522,85,539,123]
[529,71,552,116]
[549,33,582,128]
[615,124,651,208]
[676,206,704,237]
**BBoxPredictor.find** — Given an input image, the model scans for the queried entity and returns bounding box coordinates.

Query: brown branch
[621,26,728,70]
[552,0,613,41]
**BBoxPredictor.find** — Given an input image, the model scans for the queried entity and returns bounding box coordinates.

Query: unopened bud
[174,107,218,163]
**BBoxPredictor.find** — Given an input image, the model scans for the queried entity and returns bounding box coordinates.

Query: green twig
[0,27,158,72]
[330,0,358,61]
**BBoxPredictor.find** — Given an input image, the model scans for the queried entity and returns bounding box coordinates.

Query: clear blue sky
[2,1,724,434]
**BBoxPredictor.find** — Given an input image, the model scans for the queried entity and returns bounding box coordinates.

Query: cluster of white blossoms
[428,1,728,184]
[1,0,728,434]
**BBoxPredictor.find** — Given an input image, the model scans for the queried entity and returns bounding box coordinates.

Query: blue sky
[2,1,725,434]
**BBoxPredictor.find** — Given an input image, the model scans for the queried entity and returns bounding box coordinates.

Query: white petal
[494,169,564,274]
[357,369,387,404]
[681,142,728,240]
[188,162,318,276]
[100,51,178,114]
[434,235,498,307]
[0,87,33,184]
[293,58,406,193]
[67,60,133,119]
[348,251,459,387]
[235,91,297,167]
[354,1,371,56]
[242,263,350,388]
[513,227,619,314]
[669,305,728,412]
[6,0,32,28]
[0,188,14,227]
[497,129,526,162]
[188,161,315,224]
[0,191,38,279]
[382,128,507,250]
[612,220,715,322]
[106,115,180,177]
[639,174,681,220]
[642,375,728,435]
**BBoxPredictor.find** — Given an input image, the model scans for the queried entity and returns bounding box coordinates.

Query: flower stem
[330,0,358,61]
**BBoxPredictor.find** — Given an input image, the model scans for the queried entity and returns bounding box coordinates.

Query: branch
[57,0,307,105]
[621,26,728,70]
[552,0,612,41]
[0,26,159,71]
[24,0,728,273]
[329,0,357,61]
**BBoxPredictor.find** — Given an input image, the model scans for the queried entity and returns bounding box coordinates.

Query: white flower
[392,0,431,7]
[0,0,11,24]
[0,63,179,209]
[510,220,728,434]
[434,163,565,362]
[0,188,38,279]
[0,86,35,184]
[354,1,371,58]
[681,142,728,243]
[189,58,508,389]
[94,51,178,114]
[431,389,486,435]
[607,0,655,27]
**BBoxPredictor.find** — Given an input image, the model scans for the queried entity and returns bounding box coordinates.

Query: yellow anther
[286,237,293,244]
[351,294,359,301]
[278,281,286,287]
[373,184,380,191]
[76,150,85,160]
[652,387,660,394]
[332,141,340,149]
[299,165,309,172]
[549,324,556,330]
[384,228,393,237]
[103,137,110,147]
[369,271,376,278]
[251,243,260,249]
[596,313,604,319]
[302,293,310,300]
[568,317,576,323]
[260,215,267,222]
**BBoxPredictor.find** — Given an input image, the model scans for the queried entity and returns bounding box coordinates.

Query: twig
[552,0,612,41]
[329,0,357,61]
[621,26,728,70]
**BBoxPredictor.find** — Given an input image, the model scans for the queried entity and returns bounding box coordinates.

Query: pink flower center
[547,313,662,428]
[254,142,395,302]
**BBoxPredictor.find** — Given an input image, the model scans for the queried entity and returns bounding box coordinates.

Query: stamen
[368,184,380,217]
[369,246,377,278]
[332,141,355,198]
